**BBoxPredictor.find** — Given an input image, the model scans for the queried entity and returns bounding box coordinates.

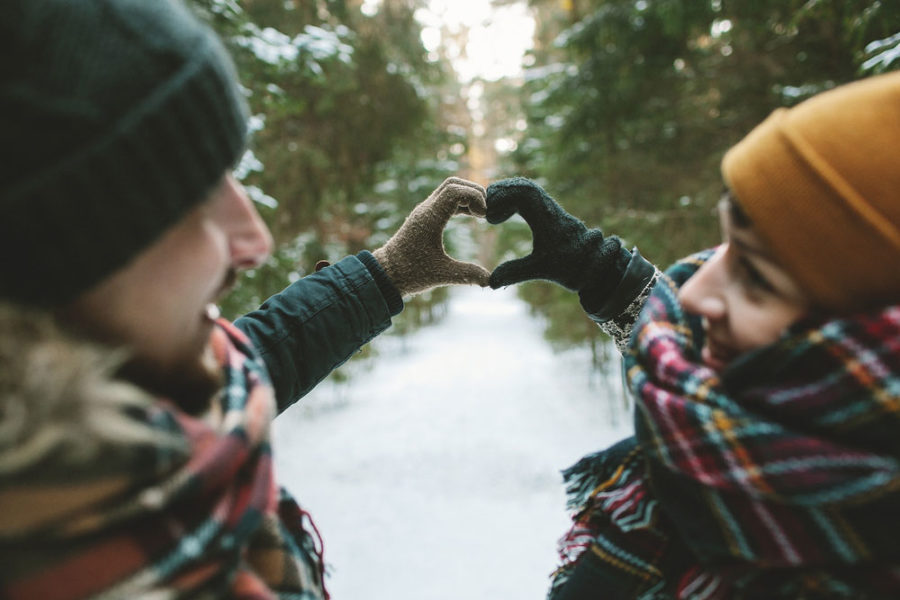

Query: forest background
[195,0,900,366]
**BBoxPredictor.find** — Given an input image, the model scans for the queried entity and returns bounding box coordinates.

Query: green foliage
[191,0,900,362]
[510,0,900,257]
[187,0,469,324]
[496,0,900,348]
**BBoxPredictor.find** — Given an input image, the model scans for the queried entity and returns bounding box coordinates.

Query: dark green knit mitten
[486,177,631,305]
[373,177,491,297]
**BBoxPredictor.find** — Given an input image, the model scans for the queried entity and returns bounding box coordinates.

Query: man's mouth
[204,303,222,321]
[202,269,237,323]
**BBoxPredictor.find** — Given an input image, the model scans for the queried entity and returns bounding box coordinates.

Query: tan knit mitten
[373,177,491,297]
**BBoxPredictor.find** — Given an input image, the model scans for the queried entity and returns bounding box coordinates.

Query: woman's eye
[738,257,773,292]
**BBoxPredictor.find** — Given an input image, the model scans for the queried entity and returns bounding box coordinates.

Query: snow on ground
[273,285,632,599]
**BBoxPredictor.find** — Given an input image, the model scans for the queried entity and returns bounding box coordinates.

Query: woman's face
[677,197,811,371]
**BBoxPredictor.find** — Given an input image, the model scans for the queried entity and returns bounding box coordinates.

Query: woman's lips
[701,336,736,371]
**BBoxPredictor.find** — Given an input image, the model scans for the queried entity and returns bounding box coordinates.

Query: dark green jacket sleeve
[234,252,402,413]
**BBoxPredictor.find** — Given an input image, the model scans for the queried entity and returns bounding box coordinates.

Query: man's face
[677,197,810,372]
[63,173,273,409]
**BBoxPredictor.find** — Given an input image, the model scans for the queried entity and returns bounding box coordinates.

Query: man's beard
[56,268,239,417]
[115,342,224,416]
[57,314,225,416]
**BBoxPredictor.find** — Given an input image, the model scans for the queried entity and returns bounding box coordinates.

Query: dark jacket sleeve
[581,249,660,354]
[235,252,403,413]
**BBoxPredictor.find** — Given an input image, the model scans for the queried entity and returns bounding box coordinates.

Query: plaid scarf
[551,251,900,599]
[2,320,327,600]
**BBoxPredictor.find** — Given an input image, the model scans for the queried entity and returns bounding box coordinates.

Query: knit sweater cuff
[357,250,404,316]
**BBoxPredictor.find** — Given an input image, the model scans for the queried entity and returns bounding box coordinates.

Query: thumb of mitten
[489,254,541,288]
[439,257,492,288]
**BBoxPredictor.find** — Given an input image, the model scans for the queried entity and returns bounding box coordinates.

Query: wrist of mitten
[358,250,404,316]
[372,243,410,296]
[372,242,444,299]
[579,245,657,323]
[576,235,633,313]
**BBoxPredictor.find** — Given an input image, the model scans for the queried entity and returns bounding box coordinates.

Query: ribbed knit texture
[357,250,404,316]
[0,0,249,306]
[485,177,632,306]
[721,72,900,312]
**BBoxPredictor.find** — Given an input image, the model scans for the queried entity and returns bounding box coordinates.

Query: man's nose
[223,174,274,269]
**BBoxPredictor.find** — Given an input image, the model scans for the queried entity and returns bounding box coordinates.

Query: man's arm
[236,177,491,412]
[235,252,400,413]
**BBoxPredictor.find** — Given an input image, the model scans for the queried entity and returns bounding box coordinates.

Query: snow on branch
[233,23,354,74]
[863,32,900,73]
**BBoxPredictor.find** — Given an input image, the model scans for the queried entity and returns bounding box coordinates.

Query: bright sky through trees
[362,0,535,81]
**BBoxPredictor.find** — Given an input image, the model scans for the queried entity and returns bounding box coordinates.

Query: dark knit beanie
[0,0,249,306]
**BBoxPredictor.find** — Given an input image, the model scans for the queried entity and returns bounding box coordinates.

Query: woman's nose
[678,247,727,320]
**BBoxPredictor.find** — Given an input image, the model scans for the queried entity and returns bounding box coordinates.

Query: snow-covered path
[273,285,632,599]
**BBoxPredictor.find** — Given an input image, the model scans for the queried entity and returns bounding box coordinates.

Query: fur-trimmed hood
[0,303,165,479]
[0,305,329,599]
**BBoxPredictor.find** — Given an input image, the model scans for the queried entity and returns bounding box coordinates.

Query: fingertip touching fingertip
[488,275,506,289]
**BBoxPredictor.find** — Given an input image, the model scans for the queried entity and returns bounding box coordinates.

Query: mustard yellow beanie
[721,72,900,312]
